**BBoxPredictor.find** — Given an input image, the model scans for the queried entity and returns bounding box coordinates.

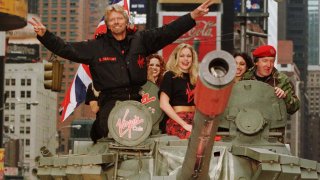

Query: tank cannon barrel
[178,50,236,180]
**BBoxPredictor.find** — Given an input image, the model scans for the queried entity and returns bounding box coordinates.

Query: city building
[286,0,309,81]
[306,65,320,161]
[38,0,108,154]
[277,40,302,156]
[4,63,56,179]
[305,0,320,161]
[278,0,310,159]
[308,0,319,65]
[28,0,39,14]
[4,14,57,179]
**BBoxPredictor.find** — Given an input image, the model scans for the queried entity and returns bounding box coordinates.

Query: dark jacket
[37,14,196,92]
[242,67,300,114]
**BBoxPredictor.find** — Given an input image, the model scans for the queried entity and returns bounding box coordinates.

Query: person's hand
[190,0,217,19]
[274,87,286,99]
[183,123,192,132]
[28,17,47,37]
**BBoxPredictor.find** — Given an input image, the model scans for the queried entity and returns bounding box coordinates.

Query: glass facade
[287,0,309,81]
[308,0,320,65]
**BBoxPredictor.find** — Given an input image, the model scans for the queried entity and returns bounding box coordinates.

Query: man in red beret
[242,45,300,114]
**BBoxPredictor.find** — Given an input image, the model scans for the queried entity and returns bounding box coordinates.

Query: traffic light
[44,60,64,92]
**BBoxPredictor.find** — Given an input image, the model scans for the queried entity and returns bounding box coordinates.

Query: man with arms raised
[29,0,216,139]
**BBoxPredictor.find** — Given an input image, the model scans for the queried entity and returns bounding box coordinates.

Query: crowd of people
[30,0,300,142]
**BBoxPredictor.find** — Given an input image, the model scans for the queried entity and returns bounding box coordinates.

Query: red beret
[252,45,276,58]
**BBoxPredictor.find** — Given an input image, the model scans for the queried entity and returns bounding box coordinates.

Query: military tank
[36,50,320,180]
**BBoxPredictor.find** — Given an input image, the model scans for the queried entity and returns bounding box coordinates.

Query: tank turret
[35,50,320,180]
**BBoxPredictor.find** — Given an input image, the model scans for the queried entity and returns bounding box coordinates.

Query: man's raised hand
[190,0,218,19]
[28,17,47,37]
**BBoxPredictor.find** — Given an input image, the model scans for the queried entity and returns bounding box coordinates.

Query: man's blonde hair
[166,43,199,85]
[104,4,129,25]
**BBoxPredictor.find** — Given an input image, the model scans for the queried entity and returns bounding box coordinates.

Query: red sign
[4,167,18,176]
[0,148,4,179]
[159,12,221,61]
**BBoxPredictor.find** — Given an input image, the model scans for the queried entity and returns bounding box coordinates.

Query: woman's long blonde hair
[166,43,198,85]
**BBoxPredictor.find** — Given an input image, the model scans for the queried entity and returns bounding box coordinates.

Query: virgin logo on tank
[141,93,156,105]
[116,109,144,138]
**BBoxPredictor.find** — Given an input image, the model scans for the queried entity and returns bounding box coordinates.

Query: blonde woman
[159,43,199,139]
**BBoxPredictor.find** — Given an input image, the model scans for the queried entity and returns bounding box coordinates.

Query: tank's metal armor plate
[108,100,152,146]
[219,80,287,131]
[141,81,164,125]
[235,108,265,134]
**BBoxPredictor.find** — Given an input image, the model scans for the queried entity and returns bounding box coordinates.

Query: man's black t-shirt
[160,71,195,106]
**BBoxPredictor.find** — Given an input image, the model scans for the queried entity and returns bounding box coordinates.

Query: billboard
[234,0,263,12]
[130,0,146,14]
[6,43,40,63]
[159,12,221,61]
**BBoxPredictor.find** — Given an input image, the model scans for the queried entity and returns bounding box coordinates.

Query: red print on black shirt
[137,55,144,68]
[186,83,194,103]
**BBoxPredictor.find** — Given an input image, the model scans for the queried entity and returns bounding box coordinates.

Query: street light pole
[0,31,6,148]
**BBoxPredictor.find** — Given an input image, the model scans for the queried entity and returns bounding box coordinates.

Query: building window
[11,91,15,98]
[26,139,30,146]
[27,79,31,86]
[20,127,25,134]
[20,115,25,123]
[25,154,30,158]
[4,103,9,110]
[52,2,57,8]
[5,79,10,85]
[26,91,31,98]
[21,91,25,98]
[21,79,26,86]
[4,115,9,122]
[10,103,15,110]
[26,115,31,122]
[26,127,30,134]
[42,17,48,22]
[11,79,15,86]
[61,9,67,15]
[26,104,31,110]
